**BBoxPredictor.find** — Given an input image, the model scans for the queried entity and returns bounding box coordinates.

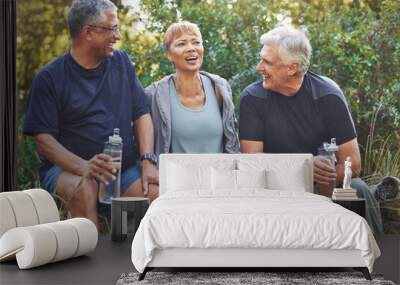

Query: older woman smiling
[146,21,239,158]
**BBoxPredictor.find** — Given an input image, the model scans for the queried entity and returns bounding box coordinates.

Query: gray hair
[67,0,117,39]
[260,26,312,76]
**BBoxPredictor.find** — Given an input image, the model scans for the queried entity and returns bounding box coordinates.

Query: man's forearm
[240,140,264,153]
[34,134,86,176]
[134,113,154,156]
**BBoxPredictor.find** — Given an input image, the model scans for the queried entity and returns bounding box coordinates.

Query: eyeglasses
[88,24,120,34]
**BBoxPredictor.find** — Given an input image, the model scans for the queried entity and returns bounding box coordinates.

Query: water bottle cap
[322,138,338,152]
[109,128,122,144]
[326,144,338,152]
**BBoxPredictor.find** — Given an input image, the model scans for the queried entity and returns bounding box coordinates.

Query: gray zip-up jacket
[145,71,240,158]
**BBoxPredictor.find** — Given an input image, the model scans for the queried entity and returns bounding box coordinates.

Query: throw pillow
[211,168,237,190]
[167,162,212,191]
[236,169,268,189]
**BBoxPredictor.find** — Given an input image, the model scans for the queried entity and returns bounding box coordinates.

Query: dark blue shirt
[23,50,149,177]
[239,72,356,155]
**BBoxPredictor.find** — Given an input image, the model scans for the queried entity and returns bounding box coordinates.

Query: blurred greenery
[16,0,399,190]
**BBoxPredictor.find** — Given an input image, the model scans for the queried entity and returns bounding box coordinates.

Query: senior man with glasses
[23,0,159,229]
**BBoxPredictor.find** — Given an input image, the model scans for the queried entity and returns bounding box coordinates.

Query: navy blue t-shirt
[23,50,149,177]
[239,71,356,155]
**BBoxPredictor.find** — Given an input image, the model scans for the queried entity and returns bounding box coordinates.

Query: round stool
[111,197,149,242]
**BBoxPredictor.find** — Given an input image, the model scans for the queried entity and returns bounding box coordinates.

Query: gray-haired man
[23,0,158,228]
[239,26,383,234]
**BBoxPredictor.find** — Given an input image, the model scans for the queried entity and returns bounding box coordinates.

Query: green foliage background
[16,0,399,189]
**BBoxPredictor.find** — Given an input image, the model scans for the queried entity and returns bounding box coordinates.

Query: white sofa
[0,189,98,269]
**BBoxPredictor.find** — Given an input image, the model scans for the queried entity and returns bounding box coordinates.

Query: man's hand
[314,157,337,197]
[140,160,159,195]
[313,157,337,185]
[81,154,117,185]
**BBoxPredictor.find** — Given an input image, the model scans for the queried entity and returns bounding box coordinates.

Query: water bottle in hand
[99,128,123,204]
[315,138,339,195]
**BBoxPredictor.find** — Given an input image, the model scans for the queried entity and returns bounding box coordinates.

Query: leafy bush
[363,104,400,185]
[16,0,399,189]
[127,0,399,179]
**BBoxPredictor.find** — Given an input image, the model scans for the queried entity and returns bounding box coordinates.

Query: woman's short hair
[67,0,117,40]
[164,21,202,51]
[260,26,312,76]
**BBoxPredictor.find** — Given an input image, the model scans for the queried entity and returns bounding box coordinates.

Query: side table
[111,197,149,242]
[332,198,366,218]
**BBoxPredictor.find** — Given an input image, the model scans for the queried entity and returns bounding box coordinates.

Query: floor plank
[374,235,400,284]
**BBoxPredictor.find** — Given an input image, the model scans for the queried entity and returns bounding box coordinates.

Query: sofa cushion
[0,196,17,237]
[0,191,39,228]
[24,189,59,224]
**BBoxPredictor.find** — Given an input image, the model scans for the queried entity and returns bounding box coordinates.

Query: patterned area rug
[117,271,395,285]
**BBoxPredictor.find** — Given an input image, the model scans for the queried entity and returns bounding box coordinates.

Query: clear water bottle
[99,128,123,204]
[317,138,339,167]
[315,138,339,195]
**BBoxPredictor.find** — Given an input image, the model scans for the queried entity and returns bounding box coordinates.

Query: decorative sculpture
[343,156,352,190]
